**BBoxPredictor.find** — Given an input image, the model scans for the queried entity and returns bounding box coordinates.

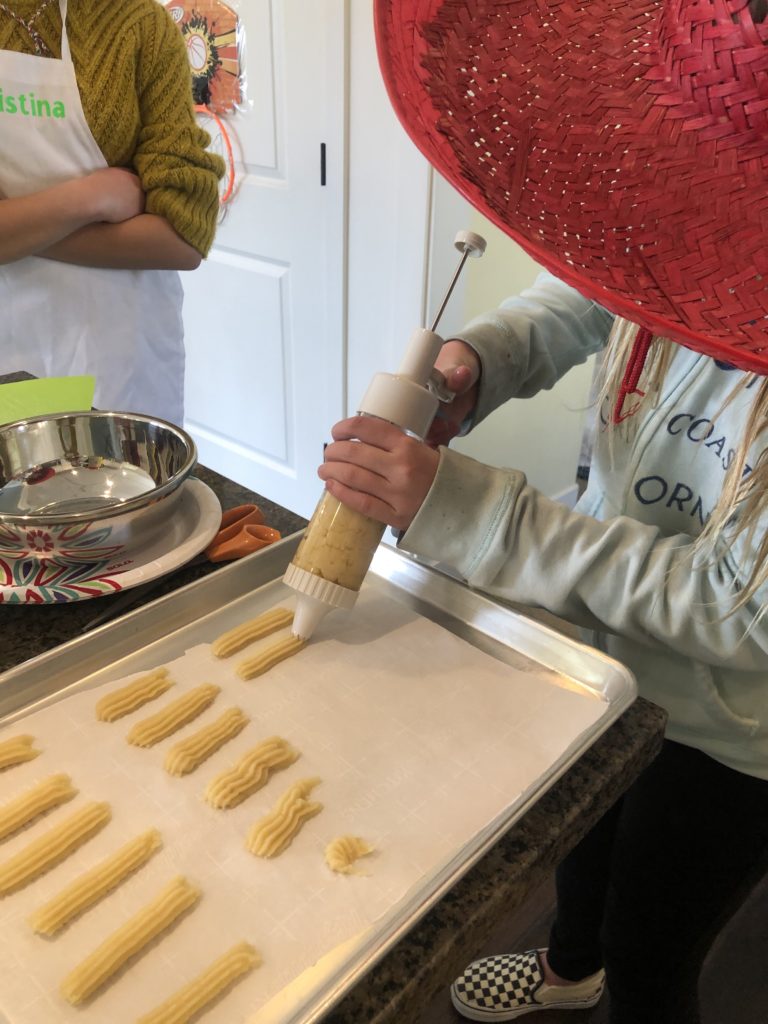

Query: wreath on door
[166,0,244,206]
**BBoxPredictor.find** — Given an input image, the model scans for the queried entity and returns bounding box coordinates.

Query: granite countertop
[0,373,667,1022]
[0,464,308,672]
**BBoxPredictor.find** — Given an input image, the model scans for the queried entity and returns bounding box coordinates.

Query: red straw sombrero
[375,0,768,374]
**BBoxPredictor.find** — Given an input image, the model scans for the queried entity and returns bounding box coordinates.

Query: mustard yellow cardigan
[0,0,225,255]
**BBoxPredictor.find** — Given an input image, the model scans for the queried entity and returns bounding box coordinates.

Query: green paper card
[0,376,96,426]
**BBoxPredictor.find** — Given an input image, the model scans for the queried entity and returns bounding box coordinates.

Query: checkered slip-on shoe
[450,948,605,1021]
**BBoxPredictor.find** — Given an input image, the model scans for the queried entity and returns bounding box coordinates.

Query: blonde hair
[597,318,768,613]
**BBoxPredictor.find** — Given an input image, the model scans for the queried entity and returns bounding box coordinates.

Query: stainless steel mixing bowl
[0,412,198,563]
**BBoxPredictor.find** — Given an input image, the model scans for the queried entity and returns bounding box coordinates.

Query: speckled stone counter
[0,464,308,672]
[0,371,667,1022]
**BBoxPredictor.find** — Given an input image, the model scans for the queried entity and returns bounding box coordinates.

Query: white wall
[346,2,432,411]
[439,186,597,504]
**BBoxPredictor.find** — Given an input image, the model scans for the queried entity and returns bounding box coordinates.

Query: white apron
[0,0,185,425]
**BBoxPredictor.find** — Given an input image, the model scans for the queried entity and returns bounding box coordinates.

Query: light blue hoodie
[399,273,768,780]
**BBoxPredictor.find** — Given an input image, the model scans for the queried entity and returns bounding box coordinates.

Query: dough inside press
[95,668,173,722]
[29,828,163,937]
[245,777,322,858]
[236,635,306,681]
[0,801,111,897]
[204,736,299,809]
[127,684,220,748]
[59,876,200,1006]
[0,734,40,770]
[211,606,294,658]
[136,940,261,1024]
[164,708,249,776]
[0,773,77,842]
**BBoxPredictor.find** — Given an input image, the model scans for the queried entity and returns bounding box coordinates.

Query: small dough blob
[245,777,322,858]
[136,940,261,1023]
[204,736,299,810]
[325,836,374,875]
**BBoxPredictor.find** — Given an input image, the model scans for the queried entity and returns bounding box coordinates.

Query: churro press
[284,230,487,640]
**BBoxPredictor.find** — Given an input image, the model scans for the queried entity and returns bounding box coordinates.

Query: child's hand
[319,416,440,532]
[426,340,480,447]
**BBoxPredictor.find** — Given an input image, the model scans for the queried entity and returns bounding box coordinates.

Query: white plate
[0,478,222,605]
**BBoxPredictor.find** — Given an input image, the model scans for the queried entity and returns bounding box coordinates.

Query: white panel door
[181,1,346,518]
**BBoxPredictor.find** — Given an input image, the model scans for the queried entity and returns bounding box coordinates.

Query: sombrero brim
[375,0,768,374]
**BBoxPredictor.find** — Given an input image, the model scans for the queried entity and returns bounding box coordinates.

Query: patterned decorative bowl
[0,412,197,564]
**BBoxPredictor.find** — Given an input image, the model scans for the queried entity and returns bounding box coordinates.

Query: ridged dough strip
[245,777,322,858]
[60,876,201,1006]
[236,635,306,681]
[127,685,220,748]
[0,801,111,897]
[0,773,77,842]
[136,940,261,1024]
[29,828,163,937]
[204,736,299,809]
[0,734,40,770]
[163,708,249,776]
[96,669,173,722]
[211,606,293,658]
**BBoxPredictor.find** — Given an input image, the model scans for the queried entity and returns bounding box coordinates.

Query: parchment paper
[0,588,606,1023]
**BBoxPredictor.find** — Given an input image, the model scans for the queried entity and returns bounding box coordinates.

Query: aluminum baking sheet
[0,536,635,1024]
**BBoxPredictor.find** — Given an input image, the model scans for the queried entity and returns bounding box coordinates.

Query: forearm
[0,184,99,264]
[457,272,614,426]
[400,447,768,670]
[40,214,202,270]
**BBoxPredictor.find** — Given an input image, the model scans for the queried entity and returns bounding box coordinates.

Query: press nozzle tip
[291,593,334,641]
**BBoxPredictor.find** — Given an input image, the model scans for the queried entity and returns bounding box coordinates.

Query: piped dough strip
[96,669,173,722]
[236,635,306,681]
[127,684,220,748]
[164,708,249,776]
[325,836,374,875]
[211,607,294,658]
[29,828,163,937]
[0,773,77,842]
[135,940,261,1024]
[204,736,299,810]
[60,876,200,1006]
[0,734,40,770]
[0,801,111,897]
[245,777,322,858]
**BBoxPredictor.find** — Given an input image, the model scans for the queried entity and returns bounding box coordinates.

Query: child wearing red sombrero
[319,1,768,1020]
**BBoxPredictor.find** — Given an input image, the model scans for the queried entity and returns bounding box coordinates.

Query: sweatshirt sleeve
[399,448,768,672]
[453,272,614,428]
[132,6,225,256]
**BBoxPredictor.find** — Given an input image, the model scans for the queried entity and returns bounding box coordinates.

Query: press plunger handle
[430,230,487,332]
[454,230,487,257]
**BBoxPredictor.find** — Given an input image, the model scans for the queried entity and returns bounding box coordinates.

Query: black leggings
[547,740,768,1024]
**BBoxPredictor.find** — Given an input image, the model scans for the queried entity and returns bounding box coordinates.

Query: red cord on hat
[612,327,654,424]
